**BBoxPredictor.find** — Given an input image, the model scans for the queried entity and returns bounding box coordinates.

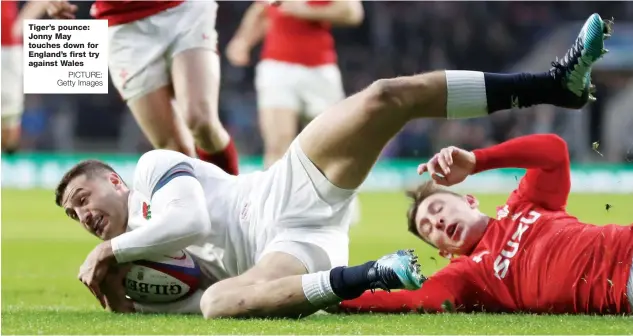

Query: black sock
[483,72,562,113]
[329,261,375,300]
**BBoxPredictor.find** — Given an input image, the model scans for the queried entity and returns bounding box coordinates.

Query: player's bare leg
[127,86,196,156]
[299,13,612,190]
[259,107,298,168]
[1,117,21,154]
[200,250,424,319]
[171,49,239,175]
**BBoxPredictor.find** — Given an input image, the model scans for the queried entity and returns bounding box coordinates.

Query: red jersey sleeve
[472,134,570,211]
[339,259,479,313]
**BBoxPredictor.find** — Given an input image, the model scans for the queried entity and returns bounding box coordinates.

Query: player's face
[61,173,129,240]
[414,192,487,255]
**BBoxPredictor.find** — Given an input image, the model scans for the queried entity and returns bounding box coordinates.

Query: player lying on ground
[47,0,240,175]
[338,133,633,315]
[56,13,612,318]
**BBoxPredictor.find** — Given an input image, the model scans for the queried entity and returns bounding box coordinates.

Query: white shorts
[255,59,345,118]
[1,46,24,127]
[252,140,356,273]
[108,0,218,101]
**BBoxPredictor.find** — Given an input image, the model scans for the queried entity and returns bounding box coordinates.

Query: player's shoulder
[134,150,196,195]
[137,149,190,168]
[496,198,556,227]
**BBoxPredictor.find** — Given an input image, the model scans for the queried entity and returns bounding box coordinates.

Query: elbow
[347,14,364,27]
[185,208,212,239]
[338,5,364,26]
[197,220,212,238]
[343,10,364,26]
[193,203,213,237]
[365,78,410,113]
[544,134,569,163]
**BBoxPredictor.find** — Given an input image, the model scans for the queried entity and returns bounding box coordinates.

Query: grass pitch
[2,189,632,334]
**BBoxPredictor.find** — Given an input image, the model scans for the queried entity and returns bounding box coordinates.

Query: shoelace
[368,263,401,294]
[549,37,584,80]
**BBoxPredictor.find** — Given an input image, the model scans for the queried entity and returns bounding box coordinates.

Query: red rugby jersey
[341,134,633,315]
[261,1,336,66]
[91,1,184,27]
[1,0,19,46]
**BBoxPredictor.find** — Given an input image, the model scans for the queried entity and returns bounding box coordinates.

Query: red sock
[196,139,239,175]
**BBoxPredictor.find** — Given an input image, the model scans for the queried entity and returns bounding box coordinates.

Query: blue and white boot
[366,249,426,292]
[549,13,613,109]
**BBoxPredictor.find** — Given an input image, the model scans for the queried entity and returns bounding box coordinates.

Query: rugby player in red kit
[340,133,633,315]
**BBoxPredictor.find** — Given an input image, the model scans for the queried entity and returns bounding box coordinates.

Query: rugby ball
[125,250,201,304]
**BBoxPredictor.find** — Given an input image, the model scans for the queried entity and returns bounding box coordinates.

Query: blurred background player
[226,0,364,221]
[226,0,363,168]
[46,0,239,175]
[1,0,48,154]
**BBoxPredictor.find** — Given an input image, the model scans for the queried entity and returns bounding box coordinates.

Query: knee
[365,75,436,113]
[365,78,406,111]
[200,280,264,319]
[152,138,193,156]
[182,100,225,135]
[200,285,226,319]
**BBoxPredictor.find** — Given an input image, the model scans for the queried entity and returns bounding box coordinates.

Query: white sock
[445,70,488,119]
[301,271,341,307]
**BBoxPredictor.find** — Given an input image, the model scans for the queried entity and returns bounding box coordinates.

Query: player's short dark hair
[54,160,117,207]
[406,180,462,247]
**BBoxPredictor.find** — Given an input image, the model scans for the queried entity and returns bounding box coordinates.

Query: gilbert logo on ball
[125,250,201,304]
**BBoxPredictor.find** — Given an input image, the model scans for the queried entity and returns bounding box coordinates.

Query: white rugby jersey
[111,149,268,285]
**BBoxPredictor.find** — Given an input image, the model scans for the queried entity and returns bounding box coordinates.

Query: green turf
[2,189,632,334]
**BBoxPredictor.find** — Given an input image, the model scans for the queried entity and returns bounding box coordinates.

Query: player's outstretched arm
[419,134,571,210]
[278,0,364,26]
[226,2,268,67]
[338,289,446,314]
[470,134,569,174]
[46,0,79,19]
[471,134,571,210]
[10,1,49,42]
[337,264,471,314]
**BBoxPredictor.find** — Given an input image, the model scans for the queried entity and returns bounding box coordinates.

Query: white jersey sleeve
[131,149,194,197]
[133,290,203,315]
[111,150,212,263]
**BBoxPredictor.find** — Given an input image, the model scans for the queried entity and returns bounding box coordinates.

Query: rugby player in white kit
[56,12,611,318]
[47,0,240,175]
[1,0,48,154]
